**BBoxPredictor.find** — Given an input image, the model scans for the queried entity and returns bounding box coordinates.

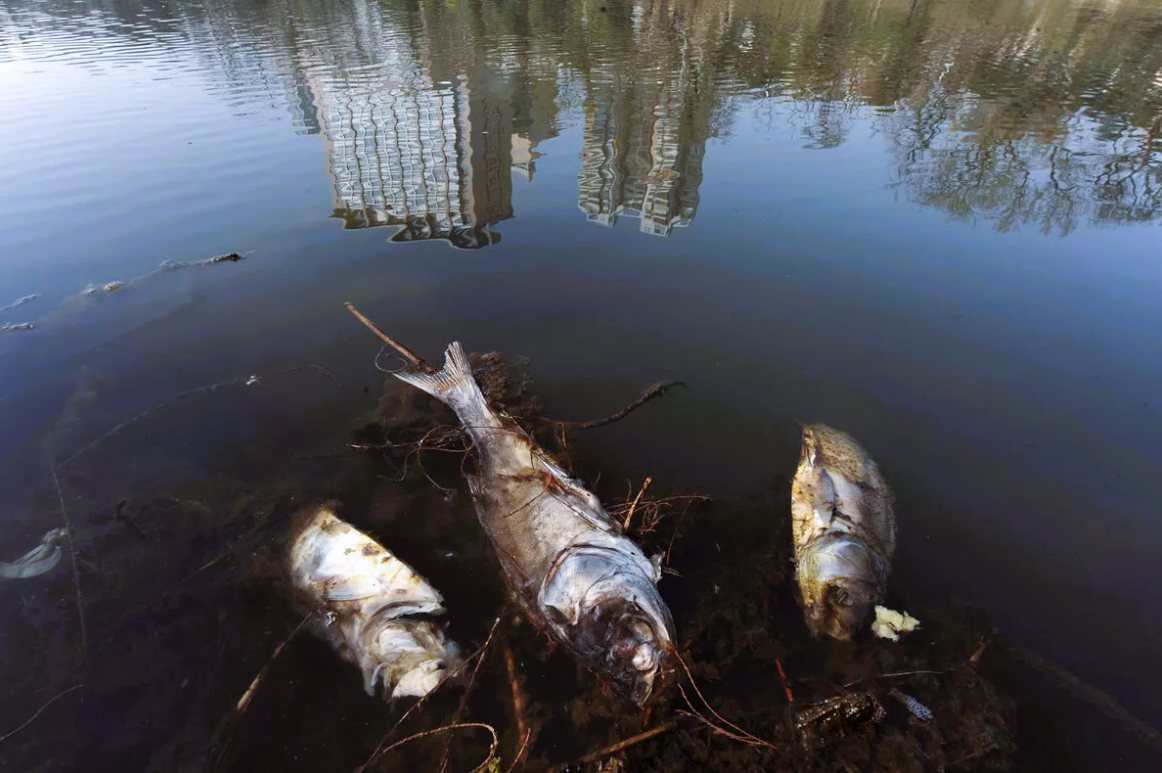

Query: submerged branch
[553,381,686,431]
[345,302,432,372]
[51,462,87,668]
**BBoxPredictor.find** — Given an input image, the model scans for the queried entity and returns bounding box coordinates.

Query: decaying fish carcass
[0,527,67,580]
[288,504,460,699]
[347,305,675,706]
[791,423,896,640]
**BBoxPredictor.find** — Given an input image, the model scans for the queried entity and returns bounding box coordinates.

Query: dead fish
[0,527,67,581]
[287,505,460,700]
[365,320,675,705]
[791,424,895,639]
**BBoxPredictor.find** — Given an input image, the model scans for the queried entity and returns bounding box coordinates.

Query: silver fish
[288,505,460,699]
[380,332,675,705]
[0,527,67,581]
[791,424,896,639]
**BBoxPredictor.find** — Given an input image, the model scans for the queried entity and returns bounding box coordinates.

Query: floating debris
[871,605,920,641]
[160,252,247,271]
[348,304,675,706]
[0,321,35,332]
[0,528,68,580]
[0,293,39,313]
[889,687,934,721]
[82,281,125,296]
[287,504,460,699]
[791,424,896,639]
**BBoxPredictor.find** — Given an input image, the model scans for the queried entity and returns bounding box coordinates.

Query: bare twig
[55,366,336,472]
[502,640,529,767]
[969,631,997,665]
[344,302,433,372]
[370,723,499,773]
[550,721,678,771]
[210,617,310,768]
[436,615,503,773]
[950,741,998,767]
[674,655,777,751]
[232,617,310,716]
[505,729,533,773]
[775,658,794,703]
[555,381,686,431]
[0,683,84,743]
[842,670,944,689]
[50,462,86,668]
[622,475,653,530]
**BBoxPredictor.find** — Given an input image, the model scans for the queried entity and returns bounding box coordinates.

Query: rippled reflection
[3,0,1160,242]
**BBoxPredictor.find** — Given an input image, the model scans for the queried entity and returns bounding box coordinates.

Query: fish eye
[546,606,569,626]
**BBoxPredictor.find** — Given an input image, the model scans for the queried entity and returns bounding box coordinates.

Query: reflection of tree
[8,0,1162,236]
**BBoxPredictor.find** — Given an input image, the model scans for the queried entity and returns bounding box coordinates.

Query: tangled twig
[674,655,777,751]
[369,723,499,773]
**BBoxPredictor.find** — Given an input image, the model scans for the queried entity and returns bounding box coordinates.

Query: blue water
[1,0,1161,763]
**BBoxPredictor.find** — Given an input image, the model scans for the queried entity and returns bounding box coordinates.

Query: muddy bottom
[0,354,1157,772]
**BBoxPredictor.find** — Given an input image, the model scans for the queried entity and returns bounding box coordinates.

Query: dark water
[1,0,1161,766]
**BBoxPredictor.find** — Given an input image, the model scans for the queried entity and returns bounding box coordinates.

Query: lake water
[1,0,1161,768]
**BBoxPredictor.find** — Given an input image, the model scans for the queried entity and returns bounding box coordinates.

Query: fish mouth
[799,535,884,640]
[580,593,675,705]
[540,546,676,705]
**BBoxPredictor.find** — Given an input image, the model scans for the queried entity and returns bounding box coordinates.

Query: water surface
[1,0,1161,766]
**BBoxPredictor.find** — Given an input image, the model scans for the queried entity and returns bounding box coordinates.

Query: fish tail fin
[394,342,489,417]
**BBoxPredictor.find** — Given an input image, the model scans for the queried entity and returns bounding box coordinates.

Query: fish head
[361,618,461,700]
[799,534,884,640]
[541,545,675,706]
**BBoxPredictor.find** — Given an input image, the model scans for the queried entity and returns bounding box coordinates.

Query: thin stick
[436,614,503,773]
[842,669,944,688]
[209,617,310,768]
[558,381,686,431]
[551,721,677,770]
[50,462,86,668]
[233,617,310,715]
[502,640,528,765]
[344,303,432,371]
[623,475,653,530]
[56,365,336,472]
[505,729,532,773]
[775,659,794,703]
[372,722,499,773]
[969,631,996,665]
[674,656,776,751]
[0,683,84,743]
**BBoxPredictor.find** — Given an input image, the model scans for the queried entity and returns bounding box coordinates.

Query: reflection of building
[312,62,514,248]
[577,67,709,237]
